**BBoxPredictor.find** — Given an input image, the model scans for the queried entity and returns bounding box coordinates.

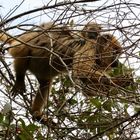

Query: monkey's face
[95,34,122,69]
[82,22,102,40]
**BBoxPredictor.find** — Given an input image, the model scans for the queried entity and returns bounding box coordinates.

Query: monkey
[0,22,129,124]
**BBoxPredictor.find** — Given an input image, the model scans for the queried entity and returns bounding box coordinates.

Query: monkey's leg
[11,58,29,96]
[32,79,52,123]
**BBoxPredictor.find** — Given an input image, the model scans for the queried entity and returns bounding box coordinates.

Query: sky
[0,0,49,24]
[1,0,131,25]
[1,0,140,26]
[0,0,140,28]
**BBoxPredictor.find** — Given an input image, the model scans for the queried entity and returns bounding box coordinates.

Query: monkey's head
[95,34,122,69]
[81,22,102,40]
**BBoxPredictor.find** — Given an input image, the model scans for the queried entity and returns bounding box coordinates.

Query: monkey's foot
[11,82,26,96]
[32,111,48,124]
[32,111,56,126]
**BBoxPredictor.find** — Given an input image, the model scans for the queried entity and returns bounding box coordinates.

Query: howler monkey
[0,22,123,123]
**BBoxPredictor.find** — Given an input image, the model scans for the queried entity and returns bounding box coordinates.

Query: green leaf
[26,124,38,132]
[68,99,77,105]
[18,118,26,128]
[136,78,140,83]
[18,134,27,140]
[90,98,101,109]
[103,100,112,112]
[134,105,140,113]
[0,113,4,123]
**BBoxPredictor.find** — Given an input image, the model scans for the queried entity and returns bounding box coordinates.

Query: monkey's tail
[0,32,13,44]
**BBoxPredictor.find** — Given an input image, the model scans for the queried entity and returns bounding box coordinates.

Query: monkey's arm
[9,45,30,96]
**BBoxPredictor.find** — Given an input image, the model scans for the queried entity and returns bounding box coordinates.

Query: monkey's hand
[11,81,26,96]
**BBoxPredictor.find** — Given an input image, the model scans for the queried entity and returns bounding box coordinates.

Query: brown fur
[0,22,84,123]
[0,22,123,124]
